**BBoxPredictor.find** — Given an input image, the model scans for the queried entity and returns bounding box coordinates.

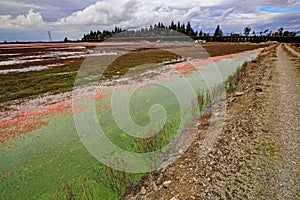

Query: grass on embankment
[282,44,300,71]
[202,43,268,57]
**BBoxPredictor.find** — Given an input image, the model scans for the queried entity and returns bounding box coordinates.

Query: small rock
[178,149,184,155]
[151,181,158,192]
[140,187,146,195]
[170,197,179,200]
[234,91,246,97]
[163,180,172,188]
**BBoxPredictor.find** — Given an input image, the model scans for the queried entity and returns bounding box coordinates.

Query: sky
[0,0,299,42]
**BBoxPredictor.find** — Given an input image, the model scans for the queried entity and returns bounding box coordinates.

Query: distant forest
[81,21,299,42]
[82,21,200,41]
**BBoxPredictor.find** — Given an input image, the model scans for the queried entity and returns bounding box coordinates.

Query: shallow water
[0,63,65,74]
[0,50,118,67]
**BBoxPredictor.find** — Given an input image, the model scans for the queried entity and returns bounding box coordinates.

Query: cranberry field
[0,42,266,199]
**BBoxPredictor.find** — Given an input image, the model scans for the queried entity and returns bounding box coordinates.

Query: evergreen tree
[278,27,284,36]
[214,25,223,37]
[177,22,181,31]
[244,27,251,36]
[170,21,176,30]
[186,21,195,36]
[199,30,203,36]
[81,21,198,41]
[180,24,186,34]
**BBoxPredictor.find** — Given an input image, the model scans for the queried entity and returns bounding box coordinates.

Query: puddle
[0,63,65,74]
[0,51,119,66]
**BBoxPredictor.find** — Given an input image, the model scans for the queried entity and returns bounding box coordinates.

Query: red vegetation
[0,99,87,146]
[175,63,197,75]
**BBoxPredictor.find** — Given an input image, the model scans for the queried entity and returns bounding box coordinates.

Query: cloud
[52,0,300,39]
[0,1,45,10]
[218,7,235,21]
[210,12,300,34]
[0,9,46,30]
[260,0,298,8]
[58,0,206,30]
[255,12,300,30]
[59,0,140,26]
[0,0,299,41]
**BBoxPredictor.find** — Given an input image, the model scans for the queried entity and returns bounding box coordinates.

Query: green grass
[102,49,180,79]
[202,43,268,57]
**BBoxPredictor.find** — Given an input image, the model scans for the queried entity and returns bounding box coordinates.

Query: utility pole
[48,31,53,42]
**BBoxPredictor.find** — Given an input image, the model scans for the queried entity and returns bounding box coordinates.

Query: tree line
[81,22,298,41]
[82,21,202,41]
[221,26,297,37]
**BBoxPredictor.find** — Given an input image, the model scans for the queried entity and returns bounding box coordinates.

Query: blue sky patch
[259,6,300,13]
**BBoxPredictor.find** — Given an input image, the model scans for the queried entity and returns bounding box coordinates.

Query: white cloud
[0,1,45,10]
[203,12,300,34]
[51,0,300,39]
[58,0,206,30]
[219,7,235,21]
[0,9,46,30]
[0,0,299,41]
[57,0,299,27]
[59,1,140,26]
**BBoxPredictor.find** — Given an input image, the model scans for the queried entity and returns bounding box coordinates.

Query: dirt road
[123,44,300,199]
[261,45,300,199]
